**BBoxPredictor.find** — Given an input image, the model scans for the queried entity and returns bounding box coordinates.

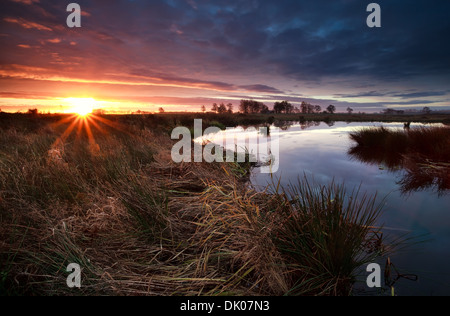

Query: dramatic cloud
[0,0,449,112]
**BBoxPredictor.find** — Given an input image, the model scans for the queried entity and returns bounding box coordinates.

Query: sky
[1,0,450,113]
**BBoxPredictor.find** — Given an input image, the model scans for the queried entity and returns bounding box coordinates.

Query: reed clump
[349,126,450,195]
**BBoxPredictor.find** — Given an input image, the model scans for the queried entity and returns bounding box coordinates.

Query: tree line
[206,100,338,115]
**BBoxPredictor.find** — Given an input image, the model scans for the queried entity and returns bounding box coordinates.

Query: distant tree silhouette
[249,101,259,114]
[218,103,227,114]
[201,105,206,113]
[300,102,309,114]
[239,100,268,114]
[259,103,270,114]
[327,105,336,114]
[226,103,233,114]
[383,108,404,115]
[286,102,294,114]
[28,108,39,115]
[274,101,293,114]
[211,103,219,113]
[423,107,431,114]
[300,102,321,114]
[158,107,165,114]
[93,109,106,115]
[274,102,283,114]
[239,100,249,114]
[347,107,354,114]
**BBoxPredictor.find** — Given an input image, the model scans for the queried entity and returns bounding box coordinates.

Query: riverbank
[1,111,449,132]
[1,113,391,296]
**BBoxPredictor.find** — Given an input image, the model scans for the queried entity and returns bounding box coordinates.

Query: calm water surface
[203,121,450,295]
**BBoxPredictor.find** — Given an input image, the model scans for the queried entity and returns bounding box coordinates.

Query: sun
[65,98,96,116]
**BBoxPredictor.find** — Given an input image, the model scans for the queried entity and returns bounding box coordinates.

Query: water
[200,121,450,296]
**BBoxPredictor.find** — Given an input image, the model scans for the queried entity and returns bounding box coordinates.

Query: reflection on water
[348,126,450,196]
[274,119,336,130]
[214,121,450,296]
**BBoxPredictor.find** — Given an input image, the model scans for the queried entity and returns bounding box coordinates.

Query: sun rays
[50,111,122,157]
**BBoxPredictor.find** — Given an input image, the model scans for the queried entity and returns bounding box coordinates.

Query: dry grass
[1,113,391,296]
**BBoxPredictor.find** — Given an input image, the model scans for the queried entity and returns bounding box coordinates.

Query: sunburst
[50,100,125,156]
[65,97,96,117]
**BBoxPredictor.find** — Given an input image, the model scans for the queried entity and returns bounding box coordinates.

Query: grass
[349,126,450,195]
[0,113,395,296]
[270,178,387,295]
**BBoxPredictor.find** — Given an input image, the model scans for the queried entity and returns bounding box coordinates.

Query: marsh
[208,121,450,295]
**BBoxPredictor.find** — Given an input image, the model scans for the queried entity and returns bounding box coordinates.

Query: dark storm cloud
[239,84,283,94]
[393,91,449,99]
[4,0,448,78]
[335,91,391,98]
[269,1,450,81]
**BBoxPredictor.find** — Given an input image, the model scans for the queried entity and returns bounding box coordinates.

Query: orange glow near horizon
[64,97,96,116]
[0,95,195,114]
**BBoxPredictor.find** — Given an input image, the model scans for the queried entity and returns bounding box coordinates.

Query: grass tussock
[349,126,450,195]
[1,113,392,296]
[274,180,385,295]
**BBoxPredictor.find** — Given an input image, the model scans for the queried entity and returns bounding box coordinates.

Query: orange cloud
[0,64,241,93]
[47,38,61,44]
[3,17,52,31]
[9,0,40,5]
